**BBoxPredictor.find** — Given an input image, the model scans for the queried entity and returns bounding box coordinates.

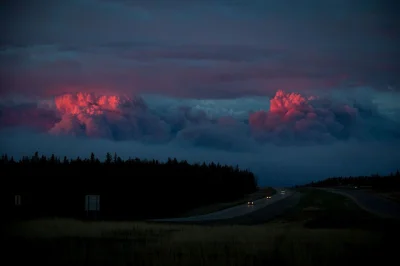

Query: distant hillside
[298,171,400,190]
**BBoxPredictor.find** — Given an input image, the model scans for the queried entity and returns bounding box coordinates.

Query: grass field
[274,188,399,230]
[6,188,399,266]
[368,189,400,203]
[180,187,276,217]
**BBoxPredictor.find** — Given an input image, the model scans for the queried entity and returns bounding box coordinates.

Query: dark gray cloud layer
[1,0,399,98]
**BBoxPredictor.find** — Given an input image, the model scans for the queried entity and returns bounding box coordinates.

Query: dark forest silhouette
[299,171,400,189]
[3,152,257,220]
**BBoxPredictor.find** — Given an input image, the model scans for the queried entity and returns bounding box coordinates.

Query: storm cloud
[2,90,399,147]
[1,0,400,185]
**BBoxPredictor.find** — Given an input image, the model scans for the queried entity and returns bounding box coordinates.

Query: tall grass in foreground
[6,218,396,266]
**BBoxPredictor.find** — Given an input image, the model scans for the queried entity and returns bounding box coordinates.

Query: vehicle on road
[247,201,254,205]
[266,196,272,199]
[280,190,286,194]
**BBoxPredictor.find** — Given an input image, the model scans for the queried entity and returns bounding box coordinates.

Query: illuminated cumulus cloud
[49,92,170,141]
[47,92,254,150]
[248,90,400,145]
[2,89,400,149]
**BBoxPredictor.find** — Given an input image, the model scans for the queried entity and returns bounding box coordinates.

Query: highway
[149,188,302,225]
[321,188,400,220]
[148,187,400,225]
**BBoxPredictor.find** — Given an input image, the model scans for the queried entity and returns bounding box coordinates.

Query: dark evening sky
[1,0,399,185]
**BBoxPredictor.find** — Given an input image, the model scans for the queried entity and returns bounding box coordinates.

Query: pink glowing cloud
[248,90,361,144]
[49,92,168,141]
[1,89,399,148]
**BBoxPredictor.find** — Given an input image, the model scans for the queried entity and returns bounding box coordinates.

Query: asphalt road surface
[322,188,400,220]
[149,188,302,225]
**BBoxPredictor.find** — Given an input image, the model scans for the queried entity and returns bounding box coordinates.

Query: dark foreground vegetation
[299,171,400,190]
[3,152,257,220]
[278,188,400,231]
[5,187,400,266]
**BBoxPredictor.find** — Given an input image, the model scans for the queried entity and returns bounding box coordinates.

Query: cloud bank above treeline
[1,88,399,186]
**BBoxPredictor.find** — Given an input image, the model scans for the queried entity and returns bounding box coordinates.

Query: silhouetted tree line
[299,170,400,189]
[3,152,257,221]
